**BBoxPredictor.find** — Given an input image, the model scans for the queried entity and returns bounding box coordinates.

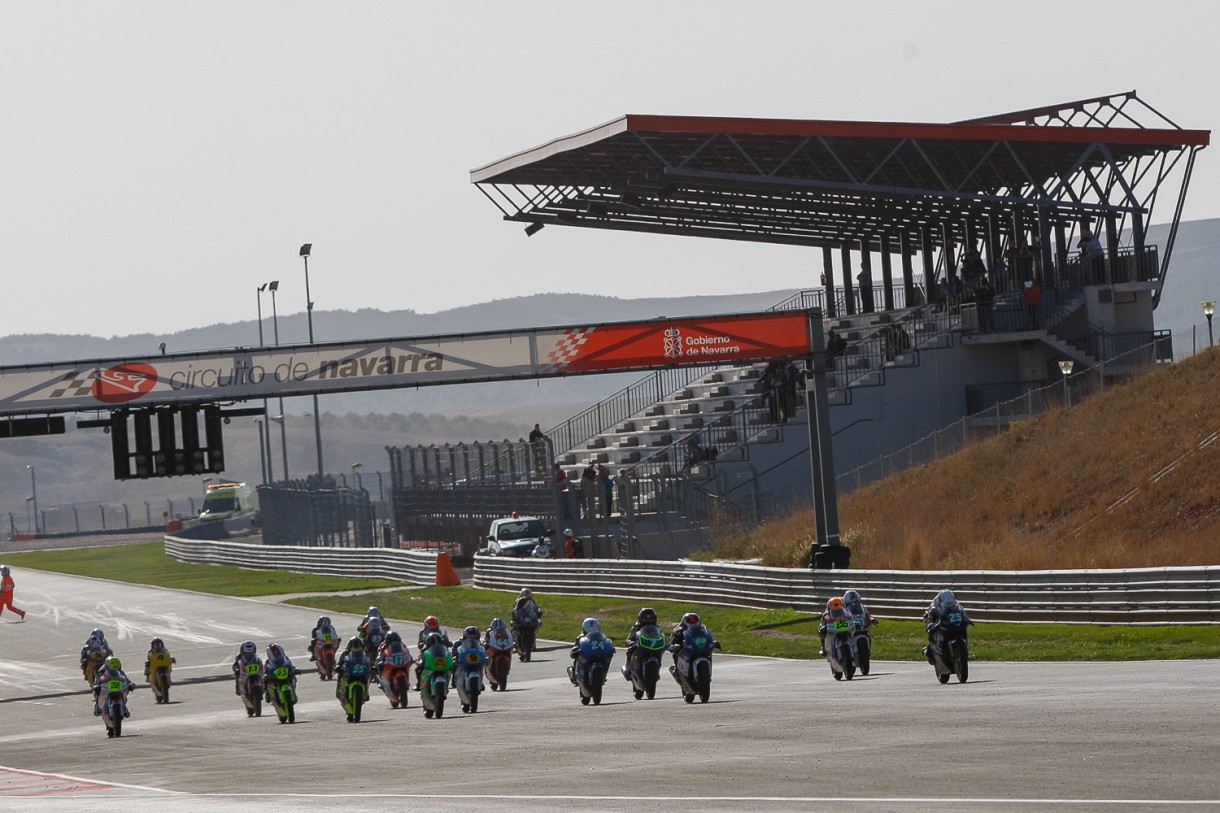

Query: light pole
[1203,301,1216,348]
[301,243,325,477]
[257,282,276,481]
[254,418,269,485]
[351,462,363,491]
[1058,359,1075,407]
[268,281,289,480]
[26,465,38,535]
[25,497,33,535]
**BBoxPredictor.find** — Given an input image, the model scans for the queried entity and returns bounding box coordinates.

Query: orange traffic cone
[435,552,462,587]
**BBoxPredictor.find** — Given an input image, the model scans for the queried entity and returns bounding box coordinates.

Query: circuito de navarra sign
[0,311,813,415]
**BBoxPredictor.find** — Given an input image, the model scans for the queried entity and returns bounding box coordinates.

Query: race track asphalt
[0,569,1217,813]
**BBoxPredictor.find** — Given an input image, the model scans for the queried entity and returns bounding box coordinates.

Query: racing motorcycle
[484,628,513,691]
[851,612,875,677]
[512,615,539,663]
[377,644,413,709]
[454,640,487,714]
[147,650,174,704]
[418,640,455,719]
[927,611,971,684]
[824,614,857,681]
[569,635,615,706]
[239,662,264,717]
[339,657,372,722]
[670,626,717,703]
[621,623,667,700]
[266,664,297,724]
[314,632,338,681]
[82,646,108,687]
[98,675,131,738]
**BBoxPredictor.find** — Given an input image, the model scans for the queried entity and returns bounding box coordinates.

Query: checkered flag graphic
[540,329,593,374]
[49,370,98,399]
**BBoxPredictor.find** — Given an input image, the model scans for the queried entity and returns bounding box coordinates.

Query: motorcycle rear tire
[832,669,843,681]
[952,639,969,683]
[857,638,871,676]
[424,708,434,719]
[580,694,590,705]
[683,693,694,704]
[591,682,603,705]
[633,689,644,700]
[396,676,409,708]
[696,661,711,703]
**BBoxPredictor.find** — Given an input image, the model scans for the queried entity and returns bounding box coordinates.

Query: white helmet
[564,529,574,537]
[519,588,532,599]
[581,618,601,636]
[0,565,9,576]
[367,606,381,617]
[935,590,957,611]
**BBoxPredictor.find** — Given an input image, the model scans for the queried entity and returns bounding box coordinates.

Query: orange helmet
[827,597,845,612]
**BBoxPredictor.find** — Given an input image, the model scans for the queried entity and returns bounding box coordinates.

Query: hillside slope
[726,349,1220,570]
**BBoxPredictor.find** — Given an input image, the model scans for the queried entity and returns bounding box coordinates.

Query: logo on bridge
[663,327,682,358]
[92,363,158,404]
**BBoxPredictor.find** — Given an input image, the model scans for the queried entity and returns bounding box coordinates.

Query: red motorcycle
[484,629,513,692]
[314,637,338,681]
[377,643,414,709]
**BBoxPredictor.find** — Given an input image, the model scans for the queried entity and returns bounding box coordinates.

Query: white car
[486,517,551,557]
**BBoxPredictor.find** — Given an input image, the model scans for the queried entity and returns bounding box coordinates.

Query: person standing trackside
[0,566,26,620]
[563,528,584,559]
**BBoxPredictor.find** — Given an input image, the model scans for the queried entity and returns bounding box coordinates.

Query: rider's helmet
[463,625,479,639]
[682,612,701,629]
[424,632,443,649]
[563,528,574,538]
[91,628,105,641]
[384,631,402,646]
[367,606,381,618]
[935,590,957,612]
[348,637,365,652]
[240,640,257,656]
[490,617,507,632]
[150,637,165,651]
[267,643,285,661]
[519,588,533,599]
[637,607,658,625]
[0,565,8,576]
[826,597,845,613]
[842,590,862,610]
[424,616,440,632]
[581,618,601,636]
[317,615,331,628]
[107,657,122,670]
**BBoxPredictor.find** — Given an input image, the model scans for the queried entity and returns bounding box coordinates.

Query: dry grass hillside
[716,348,1220,570]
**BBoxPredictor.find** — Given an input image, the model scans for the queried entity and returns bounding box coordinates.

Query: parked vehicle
[485,516,551,557]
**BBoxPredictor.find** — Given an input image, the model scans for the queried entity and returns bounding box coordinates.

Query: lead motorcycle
[97,675,132,738]
[313,632,339,681]
[418,636,455,719]
[927,610,971,684]
[512,614,539,663]
[670,624,717,703]
[238,661,264,717]
[621,623,667,700]
[824,613,857,681]
[569,632,614,706]
[454,639,487,714]
[147,650,174,704]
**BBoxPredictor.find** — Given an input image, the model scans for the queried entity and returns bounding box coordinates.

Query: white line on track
[173,793,1220,806]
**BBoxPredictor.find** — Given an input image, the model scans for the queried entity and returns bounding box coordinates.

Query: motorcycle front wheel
[952,639,969,683]
[857,638,871,676]
[435,694,446,718]
[644,659,659,700]
[395,676,409,708]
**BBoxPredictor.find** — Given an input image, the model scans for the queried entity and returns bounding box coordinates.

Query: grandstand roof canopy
[471,91,1209,251]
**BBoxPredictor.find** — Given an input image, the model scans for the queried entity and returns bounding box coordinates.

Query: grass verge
[12,543,1218,660]
[287,587,1220,662]
[5,542,398,597]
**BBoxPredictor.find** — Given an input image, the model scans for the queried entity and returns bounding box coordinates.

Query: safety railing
[472,556,1220,624]
[163,536,446,586]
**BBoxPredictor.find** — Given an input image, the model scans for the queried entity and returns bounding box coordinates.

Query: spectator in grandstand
[974,276,995,333]
[1078,226,1105,282]
[580,461,598,519]
[781,358,802,420]
[597,463,613,517]
[1023,280,1042,329]
[825,330,847,371]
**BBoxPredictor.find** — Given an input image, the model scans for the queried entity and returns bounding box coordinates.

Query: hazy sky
[3,1,1217,341]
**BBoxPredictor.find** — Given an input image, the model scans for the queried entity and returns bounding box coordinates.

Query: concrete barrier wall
[472,556,1220,624]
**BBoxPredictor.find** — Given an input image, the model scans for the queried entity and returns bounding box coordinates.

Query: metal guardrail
[472,556,1220,625]
[164,536,444,586]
